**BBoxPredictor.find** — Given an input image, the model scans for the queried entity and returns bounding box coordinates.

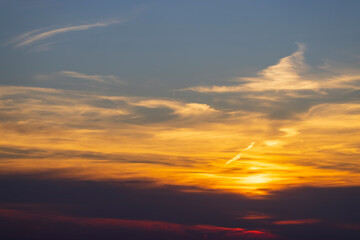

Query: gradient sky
[1,1,360,240]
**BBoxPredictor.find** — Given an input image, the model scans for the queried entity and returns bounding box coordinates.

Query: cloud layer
[1,81,360,196]
[1,175,360,240]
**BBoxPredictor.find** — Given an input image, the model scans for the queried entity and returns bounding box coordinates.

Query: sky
[1,1,360,239]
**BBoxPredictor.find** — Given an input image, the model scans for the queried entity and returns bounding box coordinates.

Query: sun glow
[242,174,273,185]
[2,45,360,197]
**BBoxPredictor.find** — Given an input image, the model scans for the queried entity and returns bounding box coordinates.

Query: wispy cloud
[180,43,360,94]
[8,20,124,49]
[34,70,125,86]
[4,28,44,46]
[225,142,255,165]
[59,71,124,84]
[181,43,314,93]
[131,99,218,118]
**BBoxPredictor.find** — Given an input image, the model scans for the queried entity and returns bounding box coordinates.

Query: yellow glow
[264,140,281,146]
[1,86,360,197]
[242,174,273,185]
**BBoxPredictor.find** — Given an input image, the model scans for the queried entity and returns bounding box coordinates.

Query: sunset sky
[1,1,360,239]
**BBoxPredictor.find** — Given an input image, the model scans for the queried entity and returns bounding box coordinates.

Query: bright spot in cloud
[280,128,299,137]
[264,140,282,146]
[242,174,272,184]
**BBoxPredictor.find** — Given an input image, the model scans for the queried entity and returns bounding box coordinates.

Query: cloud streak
[225,142,255,165]
[9,20,123,48]
[59,71,124,83]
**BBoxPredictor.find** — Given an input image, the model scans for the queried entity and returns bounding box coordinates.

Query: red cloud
[0,206,277,239]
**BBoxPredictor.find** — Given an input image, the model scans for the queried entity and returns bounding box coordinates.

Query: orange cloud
[273,219,319,225]
[241,212,273,220]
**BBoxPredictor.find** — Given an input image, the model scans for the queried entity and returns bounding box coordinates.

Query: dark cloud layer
[1,173,360,240]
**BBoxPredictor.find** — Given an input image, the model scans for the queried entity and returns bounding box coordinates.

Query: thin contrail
[15,22,119,48]
[225,142,255,165]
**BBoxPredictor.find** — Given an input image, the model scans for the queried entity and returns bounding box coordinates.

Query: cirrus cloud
[180,43,360,94]
[6,20,125,49]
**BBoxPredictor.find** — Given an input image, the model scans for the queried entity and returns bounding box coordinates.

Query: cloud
[59,70,124,84]
[131,99,218,118]
[8,20,124,49]
[279,128,298,137]
[241,212,273,220]
[3,28,43,46]
[181,43,315,93]
[0,204,277,240]
[2,85,360,195]
[180,43,360,94]
[2,176,360,239]
[59,71,116,83]
[273,219,319,225]
[225,142,255,165]
[0,86,219,139]
[33,70,126,91]
[0,144,195,168]
[0,207,275,239]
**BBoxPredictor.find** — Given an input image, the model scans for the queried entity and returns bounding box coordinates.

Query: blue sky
[2,0,360,96]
